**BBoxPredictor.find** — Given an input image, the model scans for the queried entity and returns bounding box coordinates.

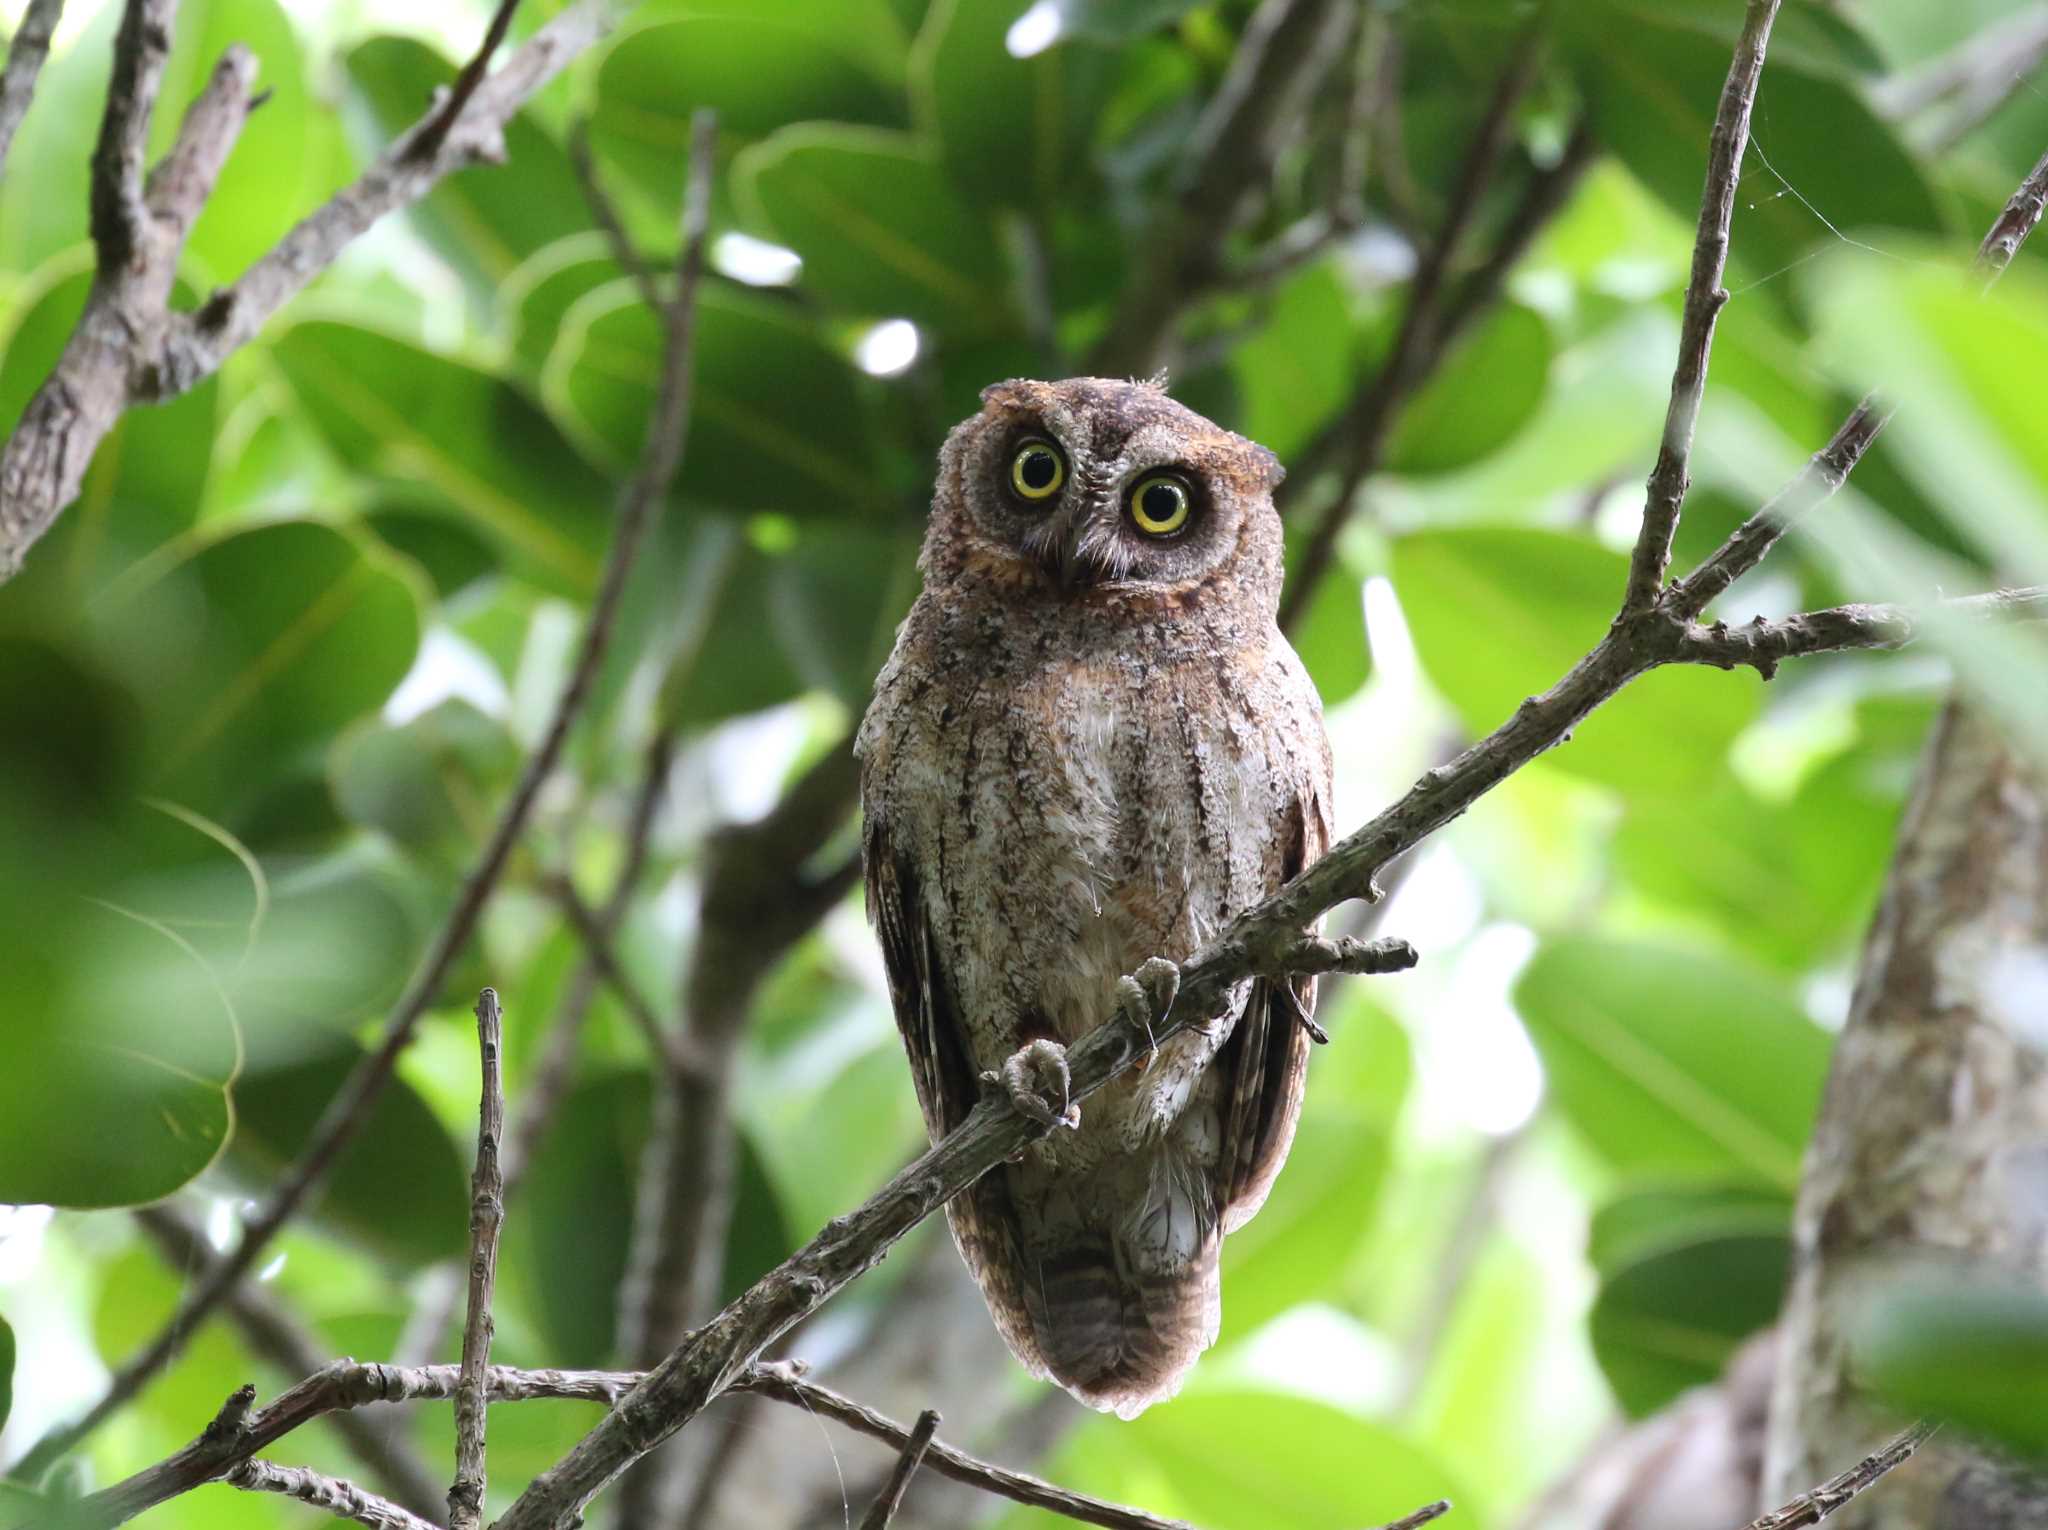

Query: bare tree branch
[1743,1424,1937,1529]
[1979,144,2048,279]
[227,1459,442,1530]
[1623,0,1782,614]
[1680,586,2048,677]
[447,990,506,1530]
[0,0,614,581]
[1374,1503,1452,1530]
[130,1206,446,1518]
[0,0,66,175]
[1876,4,2048,153]
[857,1407,940,1530]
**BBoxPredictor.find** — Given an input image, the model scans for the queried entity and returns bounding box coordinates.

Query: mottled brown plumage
[857,377,1332,1417]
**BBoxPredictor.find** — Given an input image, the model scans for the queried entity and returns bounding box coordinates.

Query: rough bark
[1765,700,2048,1525]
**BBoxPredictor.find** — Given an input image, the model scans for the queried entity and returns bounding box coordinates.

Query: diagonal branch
[130,1205,446,1517]
[226,1459,440,1530]
[1622,0,1782,614]
[1741,1423,1937,1529]
[0,0,66,176]
[857,1407,939,1530]
[89,0,176,270]
[406,0,521,165]
[447,990,506,1530]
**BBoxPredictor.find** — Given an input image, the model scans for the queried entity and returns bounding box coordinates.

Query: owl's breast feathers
[858,591,1332,1416]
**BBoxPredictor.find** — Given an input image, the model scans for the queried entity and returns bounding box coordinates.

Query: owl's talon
[1116,958,1181,1069]
[998,1039,1080,1131]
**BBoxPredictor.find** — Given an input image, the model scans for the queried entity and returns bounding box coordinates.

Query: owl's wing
[863,812,1048,1368]
[1216,780,1332,1234]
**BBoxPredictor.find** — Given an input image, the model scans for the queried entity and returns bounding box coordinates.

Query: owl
[856,376,1333,1418]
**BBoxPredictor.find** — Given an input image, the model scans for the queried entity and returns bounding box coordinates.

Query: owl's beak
[1049,500,1118,590]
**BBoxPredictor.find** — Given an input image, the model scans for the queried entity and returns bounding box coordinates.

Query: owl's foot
[985,1039,1081,1132]
[1116,957,1181,1070]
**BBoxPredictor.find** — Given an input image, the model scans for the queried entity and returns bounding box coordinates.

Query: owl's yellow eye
[1128,474,1192,536]
[1009,440,1065,502]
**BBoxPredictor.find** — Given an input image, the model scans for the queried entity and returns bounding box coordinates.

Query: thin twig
[1623,0,1782,614]
[1741,1423,1937,1529]
[546,874,687,1073]
[130,1206,446,1517]
[1876,4,2048,152]
[0,0,65,175]
[1373,1502,1452,1530]
[6,13,663,1483]
[89,0,175,270]
[448,990,506,1530]
[1280,29,1548,630]
[857,1408,940,1530]
[1681,585,2048,677]
[1978,145,2048,279]
[226,1460,441,1530]
[568,115,662,312]
[408,0,522,164]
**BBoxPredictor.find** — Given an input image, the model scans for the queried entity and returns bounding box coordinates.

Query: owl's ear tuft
[1252,444,1285,490]
[981,378,1043,411]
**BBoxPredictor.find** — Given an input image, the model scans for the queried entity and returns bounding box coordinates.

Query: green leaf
[1386,302,1553,475]
[330,700,520,867]
[1051,0,1200,42]
[1041,1391,1460,1529]
[1589,1180,1792,1277]
[229,1037,469,1269]
[1590,1229,1788,1416]
[499,234,626,376]
[736,125,1013,331]
[1858,1276,2048,1459]
[344,36,587,292]
[97,517,426,823]
[270,321,613,596]
[591,13,902,205]
[544,281,889,514]
[1231,264,1355,464]
[1515,938,1830,1188]
[912,0,1116,211]
[1391,527,1759,795]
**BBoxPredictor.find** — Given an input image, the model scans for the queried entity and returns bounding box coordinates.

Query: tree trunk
[1765,700,2048,1524]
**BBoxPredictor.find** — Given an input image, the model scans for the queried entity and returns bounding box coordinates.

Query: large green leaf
[1589,1180,1793,1277]
[591,12,903,206]
[343,36,587,292]
[96,517,425,823]
[229,1036,469,1270]
[1859,1276,2048,1459]
[1233,264,1355,465]
[1386,302,1554,476]
[1391,527,1759,795]
[1515,938,1830,1188]
[912,0,1116,212]
[330,700,520,869]
[1284,554,1371,707]
[1590,1229,1788,1416]
[270,322,613,595]
[544,281,889,514]
[735,125,1013,332]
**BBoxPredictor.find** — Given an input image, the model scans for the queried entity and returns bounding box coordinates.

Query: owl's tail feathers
[1026,1231,1222,1420]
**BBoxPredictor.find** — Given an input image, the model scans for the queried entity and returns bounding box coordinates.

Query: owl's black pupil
[1020,450,1057,490]
[1143,483,1182,521]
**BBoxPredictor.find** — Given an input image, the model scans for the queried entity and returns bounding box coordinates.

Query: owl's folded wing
[1216,782,1332,1234]
[863,814,980,1141]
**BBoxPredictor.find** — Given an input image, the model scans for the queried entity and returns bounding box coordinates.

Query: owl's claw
[1116,957,1181,1070]
[988,1039,1081,1131]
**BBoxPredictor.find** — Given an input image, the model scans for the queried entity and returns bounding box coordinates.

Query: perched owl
[856,376,1333,1418]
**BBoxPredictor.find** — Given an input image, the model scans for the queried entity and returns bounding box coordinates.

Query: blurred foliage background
[2,0,2048,1526]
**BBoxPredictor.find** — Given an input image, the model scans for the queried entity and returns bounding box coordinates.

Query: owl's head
[925,377,1286,610]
